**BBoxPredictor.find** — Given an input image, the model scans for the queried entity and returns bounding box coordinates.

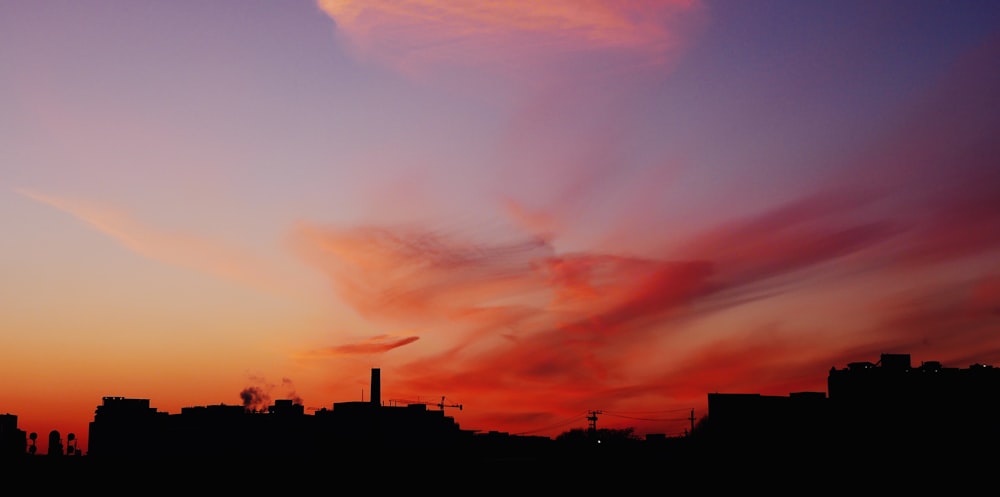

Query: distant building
[88,368,471,459]
[702,391,829,454]
[827,353,1000,450]
[700,353,1000,457]
[0,414,27,457]
[87,397,169,457]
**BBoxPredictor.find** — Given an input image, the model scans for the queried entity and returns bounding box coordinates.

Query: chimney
[370,368,381,406]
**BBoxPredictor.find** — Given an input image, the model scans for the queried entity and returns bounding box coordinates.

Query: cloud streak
[316,0,703,80]
[17,188,296,298]
[306,334,421,357]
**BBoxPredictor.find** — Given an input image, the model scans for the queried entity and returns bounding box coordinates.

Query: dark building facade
[87,397,169,457]
[0,414,27,458]
[699,353,1000,459]
[704,391,829,447]
[87,368,472,459]
[827,353,1000,451]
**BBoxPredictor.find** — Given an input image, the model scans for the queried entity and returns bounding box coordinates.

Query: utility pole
[689,408,695,436]
[587,410,603,432]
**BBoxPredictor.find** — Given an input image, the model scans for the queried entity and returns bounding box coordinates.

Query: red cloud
[292,189,913,436]
[859,275,1000,364]
[308,335,420,357]
[286,34,1000,439]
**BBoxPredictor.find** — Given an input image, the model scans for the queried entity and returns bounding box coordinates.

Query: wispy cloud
[294,30,1000,437]
[304,334,421,358]
[291,189,907,433]
[316,0,703,81]
[17,188,296,298]
[292,222,554,324]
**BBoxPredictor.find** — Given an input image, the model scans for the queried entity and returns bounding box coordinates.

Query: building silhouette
[87,368,476,460]
[0,414,27,458]
[1,350,987,474]
[87,397,167,457]
[698,352,1000,463]
[827,352,1000,452]
[702,391,830,451]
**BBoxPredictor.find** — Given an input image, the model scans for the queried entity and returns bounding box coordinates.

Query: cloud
[856,274,1000,364]
[284,30,1000,439]
[305,334,421,358]
[295,190,900,344]
[672,193,898,293]
[316,0,704,81]
[541,255,716,337]
[292,189,908,435]
[291,222,554,324]
[17,188,296,297]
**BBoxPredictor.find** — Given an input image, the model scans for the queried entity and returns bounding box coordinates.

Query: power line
[603,412,691,422]
[506,407,698,437]
[603,407,693,415]
[510,411,590,436]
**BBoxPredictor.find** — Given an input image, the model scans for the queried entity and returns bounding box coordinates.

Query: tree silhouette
[556,427,641,446]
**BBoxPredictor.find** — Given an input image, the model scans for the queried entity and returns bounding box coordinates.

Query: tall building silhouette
[0,414,27,457]
[827,353,1000,451]
[699,352,1000,459]
[87,397,166,457]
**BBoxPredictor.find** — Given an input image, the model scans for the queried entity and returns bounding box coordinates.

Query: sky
[2,0,999,456]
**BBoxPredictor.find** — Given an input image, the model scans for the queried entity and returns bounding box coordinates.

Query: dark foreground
[5,445,996,492]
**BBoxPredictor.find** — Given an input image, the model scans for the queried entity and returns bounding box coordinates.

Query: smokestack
[371,368,381,406]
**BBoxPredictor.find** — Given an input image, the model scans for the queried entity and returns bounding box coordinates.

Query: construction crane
[386,396,463,413]
[436,396,462,414]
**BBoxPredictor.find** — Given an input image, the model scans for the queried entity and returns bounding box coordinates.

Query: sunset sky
[3,1,999,455]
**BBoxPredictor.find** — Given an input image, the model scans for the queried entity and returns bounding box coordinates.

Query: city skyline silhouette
[3,1,1000,474]
[5,352,1000,466]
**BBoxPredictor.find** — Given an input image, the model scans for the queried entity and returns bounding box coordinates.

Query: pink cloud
[316,0,704,81]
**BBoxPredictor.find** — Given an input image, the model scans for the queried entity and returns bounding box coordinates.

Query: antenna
[587,410,603,431]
